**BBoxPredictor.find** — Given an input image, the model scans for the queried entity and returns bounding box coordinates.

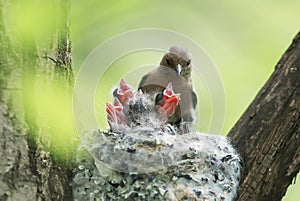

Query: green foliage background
[70,1,299,200]
[3,0,298,198]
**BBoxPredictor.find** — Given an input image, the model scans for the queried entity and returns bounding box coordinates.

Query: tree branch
[228,31,300,201]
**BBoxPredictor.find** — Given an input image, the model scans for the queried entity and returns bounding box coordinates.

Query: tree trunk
[228,32,300,201]
[0,1,74,200]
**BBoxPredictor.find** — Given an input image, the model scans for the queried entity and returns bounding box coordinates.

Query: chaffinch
[138,46,197,133]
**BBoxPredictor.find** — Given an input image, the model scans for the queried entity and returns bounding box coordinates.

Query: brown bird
[169,46,194,87]
[138,46,197,134]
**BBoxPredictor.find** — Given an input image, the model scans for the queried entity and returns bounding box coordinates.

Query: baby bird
[106,98,127,131]
[113,79,134,106]
[107,79,180,133]
[138,46,197,133]
[155,83,181,122]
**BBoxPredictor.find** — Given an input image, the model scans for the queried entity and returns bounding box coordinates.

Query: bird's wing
[138,74,149,90]
[138,67,171,93]
[192,90,197,109]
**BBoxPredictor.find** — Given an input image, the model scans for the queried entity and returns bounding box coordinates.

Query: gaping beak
[177,64,182,76]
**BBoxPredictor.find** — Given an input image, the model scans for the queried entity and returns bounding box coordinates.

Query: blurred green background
[71,0,299,200]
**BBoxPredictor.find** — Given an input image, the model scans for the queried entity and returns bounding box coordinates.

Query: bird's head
[106,98,126,125]
[113,79,134,106]
[160,46,192,77]
[155,83,181,120]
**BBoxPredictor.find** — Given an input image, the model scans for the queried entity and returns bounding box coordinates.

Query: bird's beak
[177,64,182,76]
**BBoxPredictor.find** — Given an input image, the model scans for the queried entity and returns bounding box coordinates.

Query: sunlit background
[70,1,299,200]
[4,0,298,199]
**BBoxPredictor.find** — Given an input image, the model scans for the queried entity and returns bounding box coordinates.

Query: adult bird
[138,46,197,133]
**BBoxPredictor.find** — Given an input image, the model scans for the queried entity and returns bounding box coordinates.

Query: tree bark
[0,1,74,200]
[228,31,300,201]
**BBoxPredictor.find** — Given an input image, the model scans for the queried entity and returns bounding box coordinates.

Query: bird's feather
[138,46,197,133]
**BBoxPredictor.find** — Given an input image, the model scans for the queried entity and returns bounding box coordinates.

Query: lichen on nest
[73,129,241,201]
[72,79,241,201]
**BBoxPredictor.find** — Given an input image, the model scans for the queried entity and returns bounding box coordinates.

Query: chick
[106,98,127,131]
[155,83,181,122]
[113,79,134,106]
[138,46,197,133]
[107,79,181,133]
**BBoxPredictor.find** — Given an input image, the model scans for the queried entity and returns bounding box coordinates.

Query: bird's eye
[155,92,163,105]
[166,58,171,66]
[186,60,191,66]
